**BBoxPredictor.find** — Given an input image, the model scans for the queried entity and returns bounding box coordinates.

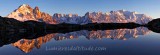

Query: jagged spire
[34,6,40,11]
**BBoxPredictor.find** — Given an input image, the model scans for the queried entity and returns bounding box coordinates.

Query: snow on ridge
[6,4,152,24]
[53,10,152,24]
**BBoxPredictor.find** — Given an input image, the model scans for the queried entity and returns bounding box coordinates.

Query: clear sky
[0,0,159,18]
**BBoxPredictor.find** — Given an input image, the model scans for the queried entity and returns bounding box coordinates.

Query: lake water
[0,27,160,55]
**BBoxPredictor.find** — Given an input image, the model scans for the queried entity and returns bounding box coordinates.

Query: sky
[0,0,160,18]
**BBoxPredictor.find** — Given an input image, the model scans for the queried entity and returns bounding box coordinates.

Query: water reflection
[10,27,150,53]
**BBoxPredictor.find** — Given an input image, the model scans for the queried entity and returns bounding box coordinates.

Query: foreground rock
[147,18,160,33]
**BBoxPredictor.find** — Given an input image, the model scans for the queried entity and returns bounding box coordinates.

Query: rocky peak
[84,12,92,18]
[20,4,30,7]
[53,13,79,18]
[53,13,63,18]
[33,6,41,19]
[17,4,33,13]
[7,4,36,21]
[18,4,30,9]
[7,4,55,24]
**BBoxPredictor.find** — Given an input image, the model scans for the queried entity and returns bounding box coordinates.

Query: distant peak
[20,4,30,7]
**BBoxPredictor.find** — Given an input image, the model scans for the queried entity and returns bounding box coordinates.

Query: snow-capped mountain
[84,10,152,24]
[53,10,152,24]
[52,13,92,24]
[7,4,152,24]
[7,4,56,24]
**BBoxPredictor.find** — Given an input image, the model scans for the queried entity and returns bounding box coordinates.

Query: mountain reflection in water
[10,27,150,53]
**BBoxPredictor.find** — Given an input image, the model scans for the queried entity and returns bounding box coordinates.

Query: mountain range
[7,4,152,24]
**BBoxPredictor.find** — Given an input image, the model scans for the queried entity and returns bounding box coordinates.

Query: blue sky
[0,0,160,18]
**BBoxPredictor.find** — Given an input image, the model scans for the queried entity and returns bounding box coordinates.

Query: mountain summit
[7,4,56,24]
[7,4,152,24]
